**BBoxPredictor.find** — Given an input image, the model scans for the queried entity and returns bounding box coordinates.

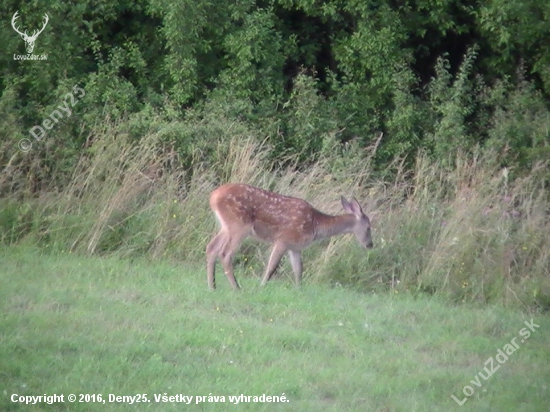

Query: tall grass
[0,116,548,310]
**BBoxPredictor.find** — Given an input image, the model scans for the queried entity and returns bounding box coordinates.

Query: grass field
[1,246,549,411]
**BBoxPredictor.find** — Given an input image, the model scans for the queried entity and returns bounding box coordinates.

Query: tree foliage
[1,0,549,181]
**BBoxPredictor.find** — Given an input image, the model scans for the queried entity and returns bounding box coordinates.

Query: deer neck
[314,212,356,240]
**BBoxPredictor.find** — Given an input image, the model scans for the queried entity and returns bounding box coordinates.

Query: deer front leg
[288,250,303,286]
[260,242,288,286]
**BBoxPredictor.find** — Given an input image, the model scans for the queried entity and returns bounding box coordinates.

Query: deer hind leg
[260,242,288,286]
[288,250,303,286]
[206,231,228,290]
[217,228,250,290]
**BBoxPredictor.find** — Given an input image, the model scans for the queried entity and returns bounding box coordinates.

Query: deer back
[210,184,317,247]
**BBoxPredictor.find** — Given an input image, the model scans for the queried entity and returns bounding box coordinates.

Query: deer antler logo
[11,11,49,54]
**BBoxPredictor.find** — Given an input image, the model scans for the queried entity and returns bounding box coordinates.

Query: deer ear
[350,197,364,216]
[341,196,363,216]
[341,196,352,213]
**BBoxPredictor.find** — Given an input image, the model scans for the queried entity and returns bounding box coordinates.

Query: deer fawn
[206,183,373,289]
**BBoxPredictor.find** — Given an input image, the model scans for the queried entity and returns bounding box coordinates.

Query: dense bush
[1,0,549,176]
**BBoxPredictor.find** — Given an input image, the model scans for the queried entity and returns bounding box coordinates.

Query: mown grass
[1,246,549,411]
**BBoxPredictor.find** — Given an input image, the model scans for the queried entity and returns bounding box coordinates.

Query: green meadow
[1,246,549,411]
